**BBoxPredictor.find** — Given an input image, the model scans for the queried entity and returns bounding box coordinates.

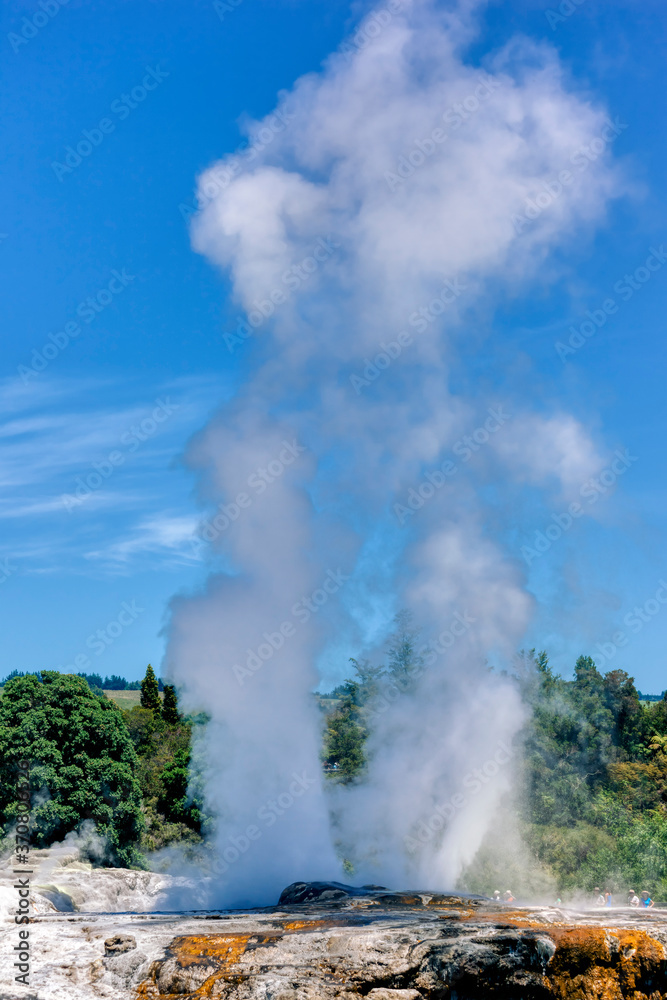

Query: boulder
[104,934,137,955]
[278,880,381,904]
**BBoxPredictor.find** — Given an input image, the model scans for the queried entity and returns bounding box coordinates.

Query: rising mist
[165,0,625,906]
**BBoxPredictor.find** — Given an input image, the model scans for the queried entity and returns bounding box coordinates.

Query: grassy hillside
[0,688,162,708]
[103,689,163,709]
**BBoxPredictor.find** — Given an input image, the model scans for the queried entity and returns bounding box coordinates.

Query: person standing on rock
[640,891,654,908]
[492,890,501,902]
[503,890,514,903]
[594,887,605,906]
[628,890,640,907]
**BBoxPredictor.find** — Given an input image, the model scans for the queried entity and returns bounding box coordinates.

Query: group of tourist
[593,888,654,908]
[490,887,657,907]
[491,890,514,903]
[490,887,656,907]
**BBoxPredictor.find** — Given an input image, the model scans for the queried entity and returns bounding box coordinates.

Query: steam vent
[9,878,667,999]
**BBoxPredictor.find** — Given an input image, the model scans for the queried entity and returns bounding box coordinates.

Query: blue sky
[1,0,667,690]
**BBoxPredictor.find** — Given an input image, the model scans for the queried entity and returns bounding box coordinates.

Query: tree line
[320,619,667,898]
[0,668,164,691]
[4,627,667,897]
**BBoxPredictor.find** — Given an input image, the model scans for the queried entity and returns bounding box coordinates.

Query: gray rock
[137,885,667,999]
[367,992,423,1000]
[103,949,148,987]
[104,934,136,955]
[278,880,380,904]
[6,871,667,1000]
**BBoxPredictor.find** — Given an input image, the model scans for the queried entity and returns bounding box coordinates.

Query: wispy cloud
[0,374,228,575]
[83,514,201,571]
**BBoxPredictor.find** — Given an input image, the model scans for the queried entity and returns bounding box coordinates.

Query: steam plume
[166,0,623,904]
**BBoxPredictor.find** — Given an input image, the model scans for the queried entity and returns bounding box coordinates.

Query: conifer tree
[162,684,180,725]
[140,663,161,714]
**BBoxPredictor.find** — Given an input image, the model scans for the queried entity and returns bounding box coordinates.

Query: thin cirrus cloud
[83,514,201,569]
[0,374,226,574]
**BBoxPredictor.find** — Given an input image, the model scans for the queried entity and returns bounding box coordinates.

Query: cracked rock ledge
[2,876,667,1000]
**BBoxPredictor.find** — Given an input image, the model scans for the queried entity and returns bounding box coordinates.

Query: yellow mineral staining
[375,893,424,906]
[283,918,332,931]
[282,916,361,932]
[168,934,252,968]
[136,919,349,998]
[470,912,666,998]
[137,933,255,999]
[137,912,667,999]
[547,927,665,1000]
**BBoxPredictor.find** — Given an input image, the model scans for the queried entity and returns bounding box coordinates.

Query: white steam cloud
[166,0,623,904]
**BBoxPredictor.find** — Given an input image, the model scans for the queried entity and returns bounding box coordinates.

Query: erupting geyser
[165,0,624,906]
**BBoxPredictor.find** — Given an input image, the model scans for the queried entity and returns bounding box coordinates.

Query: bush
[0,672,144,867]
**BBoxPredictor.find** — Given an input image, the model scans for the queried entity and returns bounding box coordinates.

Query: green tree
[322,683,366,781]
[347,658,385,705]
[140,664,161,714]
[385,609,424,686]
[603,669,645,756]
[0,673,144,867]
[157,747,203,829]
[123,707,160,754]
[162,685,180,725]
[124,706,206,850]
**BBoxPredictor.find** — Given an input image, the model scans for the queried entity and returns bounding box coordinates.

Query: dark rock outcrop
[278,880,387,904]
[105,934,137,956]
[136,882,667,999]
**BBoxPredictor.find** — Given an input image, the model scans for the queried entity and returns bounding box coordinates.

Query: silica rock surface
[2,865,667,1000]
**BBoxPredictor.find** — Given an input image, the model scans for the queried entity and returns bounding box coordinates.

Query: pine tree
[140,664,161,714]
[385,609,424,686]
[162,684,179,725]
